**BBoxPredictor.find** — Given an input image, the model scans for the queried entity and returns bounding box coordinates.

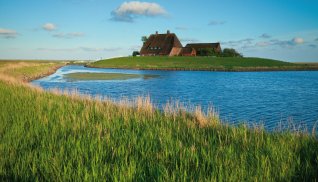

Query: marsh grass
[0,61,318,181]
[0,61,65,82]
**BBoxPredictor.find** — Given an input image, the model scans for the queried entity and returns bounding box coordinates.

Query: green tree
[221,48,243,57]
[132,51,140,57]
[197,48,219,56]
[141,36,148,43]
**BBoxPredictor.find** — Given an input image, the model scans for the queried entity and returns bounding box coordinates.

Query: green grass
[0,61,318,181]
[64,72,158,81]
[88,56,318,71]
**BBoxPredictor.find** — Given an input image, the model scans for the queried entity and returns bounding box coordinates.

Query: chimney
[167,30,170,34]
[155,31,158,35]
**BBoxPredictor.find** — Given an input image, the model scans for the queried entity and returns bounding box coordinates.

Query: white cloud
[42,23,57,31]
[292,37,304,44]
[52,32,85,39]
[208,20,226,26]
[111,1,167,22]
[0,28,18,38]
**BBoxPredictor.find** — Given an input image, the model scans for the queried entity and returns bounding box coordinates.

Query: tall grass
[0,61,317,181]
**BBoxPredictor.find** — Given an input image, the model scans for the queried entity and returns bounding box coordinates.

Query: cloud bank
[222,36,307,51]
[0,28,18,39]
[111,1,167,22]
[52,32,85,39]
[260,37,304,48]
[292,37,304,44]
[42,23,57,31]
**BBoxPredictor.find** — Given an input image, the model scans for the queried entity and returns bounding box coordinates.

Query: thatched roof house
[139,31,221,56]
[140,30,182,56]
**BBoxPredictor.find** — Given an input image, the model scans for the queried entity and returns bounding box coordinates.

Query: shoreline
[0,61,67,83]
[25,64,66,82]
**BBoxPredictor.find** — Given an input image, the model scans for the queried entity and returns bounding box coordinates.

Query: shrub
[197,48,219,57]
[221,48,243,57]
[132,51,140,57]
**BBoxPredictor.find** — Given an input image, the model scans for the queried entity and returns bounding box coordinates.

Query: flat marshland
[0,61,317,181]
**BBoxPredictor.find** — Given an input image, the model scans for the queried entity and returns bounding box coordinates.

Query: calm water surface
[32,65,318,131]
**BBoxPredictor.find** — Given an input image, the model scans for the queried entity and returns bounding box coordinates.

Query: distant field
[88,56,318,71]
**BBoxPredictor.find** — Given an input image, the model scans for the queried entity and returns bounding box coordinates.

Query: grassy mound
[88,56,318,71]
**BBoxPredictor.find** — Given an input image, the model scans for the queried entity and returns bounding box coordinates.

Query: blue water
[32,65,318,131]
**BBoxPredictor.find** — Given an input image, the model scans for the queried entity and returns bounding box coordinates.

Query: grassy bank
[0,61,318,181]
[88,56,318,71]
[0,60,66,82]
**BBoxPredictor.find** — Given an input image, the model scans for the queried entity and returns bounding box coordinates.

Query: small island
[88,56,318,71]
[88,31,318,71]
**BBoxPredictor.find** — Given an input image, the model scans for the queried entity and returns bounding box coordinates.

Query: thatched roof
[140,31,182,56]
[185,43,221,52]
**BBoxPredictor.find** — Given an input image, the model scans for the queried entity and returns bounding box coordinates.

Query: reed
[0,61,317,181]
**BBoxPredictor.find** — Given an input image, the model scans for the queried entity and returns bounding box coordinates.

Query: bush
[197,48,219,57]
[221,48,243,57]
[132,51,140,57]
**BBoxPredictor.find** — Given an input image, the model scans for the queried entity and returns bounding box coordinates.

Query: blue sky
[1,0,318,62]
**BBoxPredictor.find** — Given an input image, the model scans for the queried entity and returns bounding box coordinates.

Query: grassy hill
[88,56,318,71]
[0,61,317,181]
